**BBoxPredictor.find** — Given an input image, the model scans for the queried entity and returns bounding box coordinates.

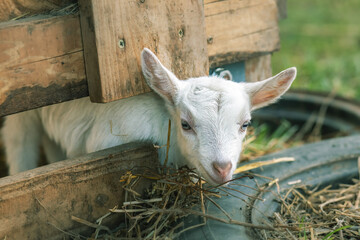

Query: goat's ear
[141,48,179,104]
[245,67,297,110]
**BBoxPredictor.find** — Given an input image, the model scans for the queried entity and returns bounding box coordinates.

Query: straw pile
[264,180,360,240]
[70,166,280,239]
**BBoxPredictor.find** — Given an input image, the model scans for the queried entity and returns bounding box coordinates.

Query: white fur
[1,48,297,185]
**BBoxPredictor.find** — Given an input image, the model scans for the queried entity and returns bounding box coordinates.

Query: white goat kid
[2,48,296,185]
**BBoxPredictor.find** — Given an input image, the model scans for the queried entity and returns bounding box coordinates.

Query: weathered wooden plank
[0,14,86,117]
[0,0,281,116]
[0,0,75,22]
[205,0,280,68]
[245,54,272,82]
[0,14,82,68]
[78,0,208,103]
[0,52,87,117]
[0,142,158,239]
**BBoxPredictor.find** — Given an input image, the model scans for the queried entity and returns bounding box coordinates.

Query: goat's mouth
[197,164,230,186]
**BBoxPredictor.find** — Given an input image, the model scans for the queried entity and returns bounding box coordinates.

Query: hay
[241,122,302,162]
[69,162,328,239]
[235,157,295,174]
[70,167,278,239]
[9,2,79,21]
[264,180,360,239]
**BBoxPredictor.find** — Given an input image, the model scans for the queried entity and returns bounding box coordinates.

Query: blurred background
[243,0,360,161]
[273,0,360,99]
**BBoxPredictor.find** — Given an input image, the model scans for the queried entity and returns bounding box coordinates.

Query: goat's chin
[206,174,232,186]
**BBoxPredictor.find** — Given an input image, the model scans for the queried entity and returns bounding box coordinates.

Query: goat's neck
[147,95,183,168]
[117,92,183,168]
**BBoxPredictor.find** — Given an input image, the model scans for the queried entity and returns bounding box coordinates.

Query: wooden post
[79,0,209,103]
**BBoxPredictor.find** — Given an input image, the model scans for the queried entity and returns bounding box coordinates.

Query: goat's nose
[212,161,232,179]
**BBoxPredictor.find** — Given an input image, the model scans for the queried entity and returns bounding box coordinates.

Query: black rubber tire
[253,91,360,136]
[180,135,360,240]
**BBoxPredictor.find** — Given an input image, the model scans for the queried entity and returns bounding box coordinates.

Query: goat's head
[141,48,297,185]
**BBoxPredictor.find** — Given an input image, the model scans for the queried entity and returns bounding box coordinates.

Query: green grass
[272,0,360,99]
[321,225,352,240]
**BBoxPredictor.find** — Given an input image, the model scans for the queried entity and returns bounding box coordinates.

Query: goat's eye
[240,121,250,132]
[181,119,192,131]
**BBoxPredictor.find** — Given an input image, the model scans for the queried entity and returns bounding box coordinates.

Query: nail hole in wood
[118,39,125,48]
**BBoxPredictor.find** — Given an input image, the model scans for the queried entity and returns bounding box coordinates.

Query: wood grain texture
[245,54,272,82]
[0,0,281,115]
[0,0,75,22]
[0,14,87,117]
[79,0,208,103]
[205,0,280,68]
[0,142,158,239]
